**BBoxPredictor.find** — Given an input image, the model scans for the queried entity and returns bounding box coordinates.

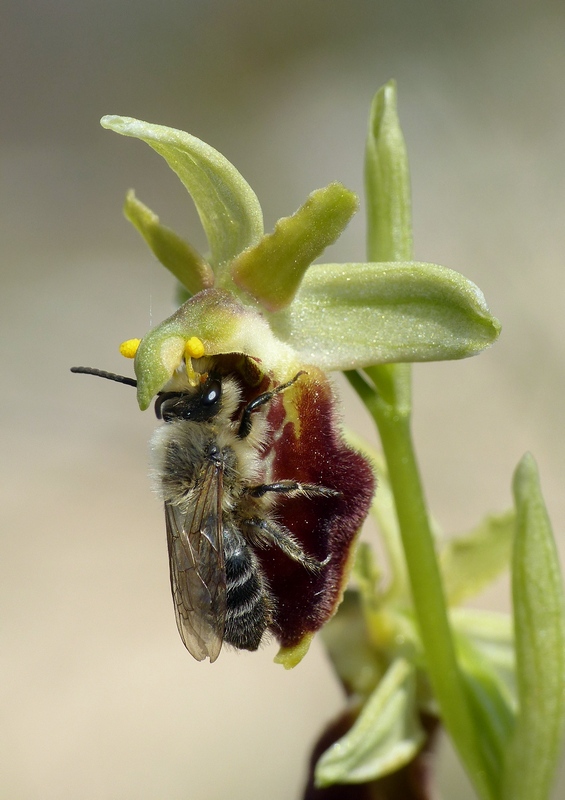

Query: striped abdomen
[223,524,274,651]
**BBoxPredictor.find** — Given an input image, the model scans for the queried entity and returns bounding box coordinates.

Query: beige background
[2,1,565,798]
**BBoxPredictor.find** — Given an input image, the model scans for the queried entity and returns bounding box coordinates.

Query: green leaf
[315,658,426,787]
[440,510,515,606]
[365,79,413,262]
[230,183,358,311]
[501,454,565,800]
[268,261,501,370]
[101,115,264,268]
[124,190,214,296]
[455,624,516,789]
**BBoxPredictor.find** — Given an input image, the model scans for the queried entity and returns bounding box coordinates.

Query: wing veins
[165,458,226,662]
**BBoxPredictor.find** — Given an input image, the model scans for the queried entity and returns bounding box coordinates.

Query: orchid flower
[98,80,564,800]
[100,84,497,672]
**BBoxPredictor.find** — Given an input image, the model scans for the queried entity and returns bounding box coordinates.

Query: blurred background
[2,1,565,797]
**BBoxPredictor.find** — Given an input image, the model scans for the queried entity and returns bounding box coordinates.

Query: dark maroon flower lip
[250,366,375,661]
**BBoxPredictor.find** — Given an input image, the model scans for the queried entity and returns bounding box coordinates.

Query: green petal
[133,288,300,409]
[440,510,515,606]
[365,79,413,262]
[501,454,565,800]
[268,261,501,369]
[315,658,425,786]
[230,183,358,311]
[101,116,264,268]
[124,190,214,296]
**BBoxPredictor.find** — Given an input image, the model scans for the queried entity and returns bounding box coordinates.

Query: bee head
[71,365,238,426]
[155,374,223,423]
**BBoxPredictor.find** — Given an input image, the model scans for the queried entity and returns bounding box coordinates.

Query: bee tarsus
[237,370,306,438]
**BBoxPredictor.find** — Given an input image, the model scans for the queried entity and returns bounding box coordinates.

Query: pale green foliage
[441,511,515,606]
[322,84,565,800]
[316,659,425,786]
[501,455,565,800]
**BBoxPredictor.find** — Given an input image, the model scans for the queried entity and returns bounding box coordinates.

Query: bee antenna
[70,366,137,388]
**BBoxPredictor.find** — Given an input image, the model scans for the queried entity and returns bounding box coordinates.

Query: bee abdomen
[224,528,273,651]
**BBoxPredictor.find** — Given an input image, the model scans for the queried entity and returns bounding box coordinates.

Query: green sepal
[101,115,264,268]
[230,183,358,311]
[440,510,515,607]
[133,288,300,409]
[268,261,501,370]
[124,190,214,296]
[314,658,426,787]
[501,454,565,800]
[365,79,413,262]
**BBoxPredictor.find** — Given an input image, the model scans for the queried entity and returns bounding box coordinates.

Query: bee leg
[237,371,306,439]
[247,480,340,499]
[244,517,330,572]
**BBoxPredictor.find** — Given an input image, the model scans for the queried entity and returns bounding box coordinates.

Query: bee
[71,364,337,661]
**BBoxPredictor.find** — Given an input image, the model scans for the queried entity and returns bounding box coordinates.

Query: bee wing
[165,460,226,662]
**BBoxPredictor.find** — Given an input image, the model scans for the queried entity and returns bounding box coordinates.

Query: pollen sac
[256,365,375,664]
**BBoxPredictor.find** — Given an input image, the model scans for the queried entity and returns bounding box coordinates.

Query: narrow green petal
[365,80,413,262]
[315,658,425,786]
[501,454,565,800]
[101,115,263,268]
[133,288,300,409]
[124,190,214,296]
[230,183,358,311]
[440,510,515,606]
[268,261,501,370]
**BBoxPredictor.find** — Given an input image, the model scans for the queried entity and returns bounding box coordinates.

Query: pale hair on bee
[71,361,338,662]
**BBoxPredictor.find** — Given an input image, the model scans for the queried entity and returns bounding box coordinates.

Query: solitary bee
[71,364,336,661]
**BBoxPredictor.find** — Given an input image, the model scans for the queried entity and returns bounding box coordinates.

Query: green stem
[347,367,495,800]
[359,80,495,798]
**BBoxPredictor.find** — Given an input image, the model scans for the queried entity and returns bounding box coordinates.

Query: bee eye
[203,379,221,406]
[155,378,222,423]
